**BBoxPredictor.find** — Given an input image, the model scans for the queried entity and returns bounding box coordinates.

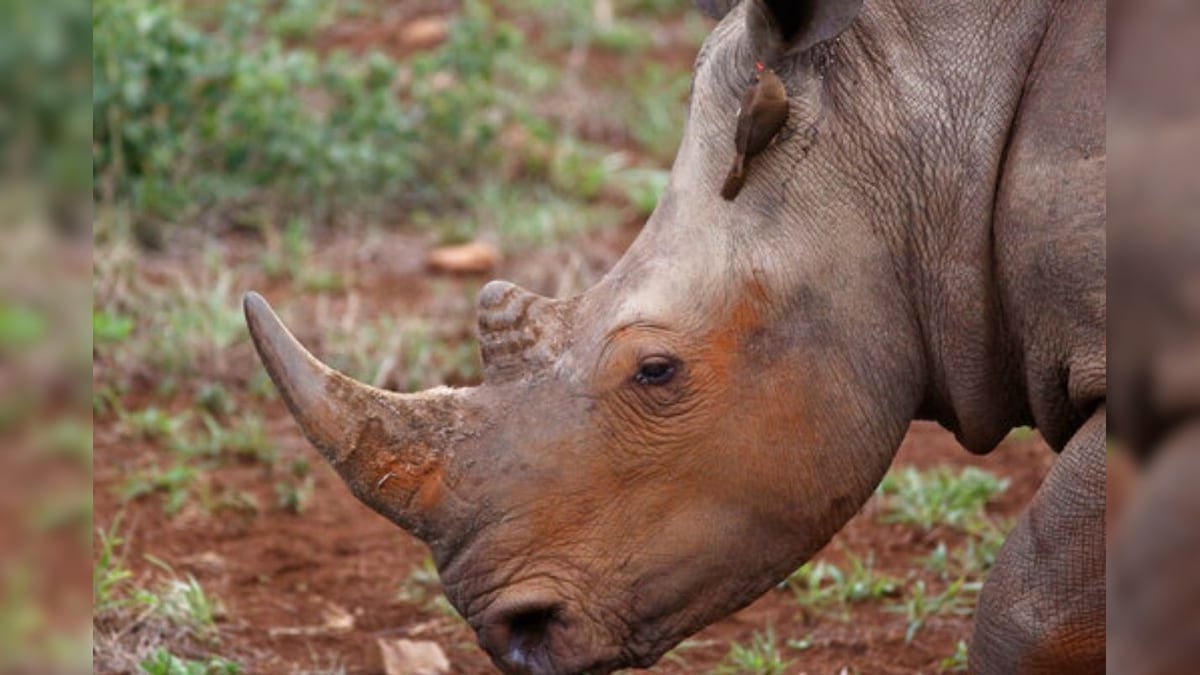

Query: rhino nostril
[507,606,557,656]
[481,600,565,672]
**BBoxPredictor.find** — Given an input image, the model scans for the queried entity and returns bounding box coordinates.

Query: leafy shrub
[93,0,540,231]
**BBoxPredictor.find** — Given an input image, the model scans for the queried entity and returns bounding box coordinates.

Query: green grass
[923,518,1012,580]
[395,555,459,618]
[266,0,340,42]
[95,524,235,672]
[138,571,224,638]
[624,64,693,164]
[274,478,313,513]
[246,371,279,402]
[713,628,792,675]
[120,407,191,442]
[194,383,234,418]
[783,551,901,613]
[325,312,481,390]
[875,466,1008,533]
[94,246,246,391]
[273,459,314,517]
[259,218,346,292]
[115,405,278,516]
[119,413,280,516]
[193,412,276,465]
[94,308,135,343]
[886,578,980,644]
[459,181,625,251]
[207,488,262,518]
[396,556,441,605]
[1006,426,1036,441]
[140,648,242,675]
[613,167,670,216]
[94,516,135,614]
[940,640,970,672]
[119,463,198,516]
[147,269,246,381]
[785,634,814,652]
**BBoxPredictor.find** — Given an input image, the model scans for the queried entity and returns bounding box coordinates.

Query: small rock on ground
[378,638,451,675]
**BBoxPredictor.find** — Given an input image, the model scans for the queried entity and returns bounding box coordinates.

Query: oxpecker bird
[721,64,789,201]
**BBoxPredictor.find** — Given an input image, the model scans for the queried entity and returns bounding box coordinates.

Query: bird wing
[744,92,788,156]
[732,84,760,154]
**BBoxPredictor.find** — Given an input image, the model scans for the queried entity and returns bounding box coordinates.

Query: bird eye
[634,357,677,386]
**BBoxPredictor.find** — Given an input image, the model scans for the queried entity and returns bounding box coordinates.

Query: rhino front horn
[243,292,475,540]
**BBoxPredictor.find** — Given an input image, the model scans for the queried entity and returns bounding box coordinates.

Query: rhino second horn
[476,280,567,381]
[243,291,470,540]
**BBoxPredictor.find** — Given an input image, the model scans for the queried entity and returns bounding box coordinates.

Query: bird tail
[720,155,746,201]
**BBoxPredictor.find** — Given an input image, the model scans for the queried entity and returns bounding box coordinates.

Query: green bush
[93,0,538,230]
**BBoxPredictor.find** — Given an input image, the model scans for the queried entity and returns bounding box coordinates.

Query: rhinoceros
[244,0,1105,672]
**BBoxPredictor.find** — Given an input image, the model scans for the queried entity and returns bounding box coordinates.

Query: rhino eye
[634,357,677,386]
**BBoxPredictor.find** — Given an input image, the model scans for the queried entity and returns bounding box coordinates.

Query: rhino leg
[970,407,1106,674]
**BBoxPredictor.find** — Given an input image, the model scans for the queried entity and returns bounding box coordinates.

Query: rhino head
[247,0,937,671]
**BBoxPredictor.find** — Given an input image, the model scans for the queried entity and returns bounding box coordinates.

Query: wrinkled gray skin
[245,0,1105,672]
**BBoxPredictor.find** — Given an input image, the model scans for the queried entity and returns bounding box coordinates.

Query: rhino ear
[695,0,740,20]
[747,0,863,58]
